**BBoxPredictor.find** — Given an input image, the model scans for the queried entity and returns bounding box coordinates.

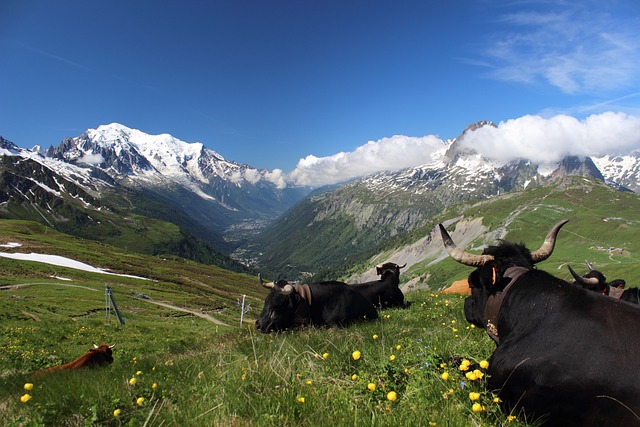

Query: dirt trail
[138,299,230,326]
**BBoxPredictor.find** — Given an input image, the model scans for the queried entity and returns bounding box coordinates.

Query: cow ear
[480,261,500,288]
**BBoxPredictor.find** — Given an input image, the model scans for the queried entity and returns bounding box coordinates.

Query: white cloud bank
[460,112,640,166]
[286,135,447,187]
[283,112,640,187]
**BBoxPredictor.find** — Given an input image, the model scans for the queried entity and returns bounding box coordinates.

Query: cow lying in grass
[255,275,378,333]
[34,344,114,376]
[349,262,407,308]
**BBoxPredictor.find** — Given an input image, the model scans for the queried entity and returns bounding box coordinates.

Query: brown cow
[34,344,115,376]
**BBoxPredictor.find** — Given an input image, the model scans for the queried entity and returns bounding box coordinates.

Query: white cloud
[285,135,447,187]
[459,112,640,165]
[264,169,287,189]
[79,153,104,165]
[482,4,640,94]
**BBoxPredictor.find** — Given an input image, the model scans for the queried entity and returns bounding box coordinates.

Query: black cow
[439,219,640,426]
[568,264,640,304]
[349,262,406,308]
[255,275,378,333]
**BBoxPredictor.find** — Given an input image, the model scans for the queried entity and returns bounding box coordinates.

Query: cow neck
[483,266,530,344]
[294,284,312,305]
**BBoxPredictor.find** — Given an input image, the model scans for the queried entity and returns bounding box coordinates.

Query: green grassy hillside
[1,176,639,426]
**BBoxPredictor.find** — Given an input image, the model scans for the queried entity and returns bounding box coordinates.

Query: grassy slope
[1,178,639,426]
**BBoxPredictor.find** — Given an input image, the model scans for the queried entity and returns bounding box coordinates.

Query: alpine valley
[1,122,639,278]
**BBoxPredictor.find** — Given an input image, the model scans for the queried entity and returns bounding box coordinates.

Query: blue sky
[1,0,640,186]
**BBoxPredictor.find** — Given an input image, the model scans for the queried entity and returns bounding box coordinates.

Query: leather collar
[483,266,530,344]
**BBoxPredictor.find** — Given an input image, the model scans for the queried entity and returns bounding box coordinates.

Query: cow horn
[109,344,116,349]
[258,273,275,289]
[398,263,407,269]
[277,283,294,295]
[438,223,494,267]
[376,263,383,269]
[530,219,569,263]
[568,265,599,287]
[93,344,99,349]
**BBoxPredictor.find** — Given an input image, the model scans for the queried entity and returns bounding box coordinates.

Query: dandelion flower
[387,391,397,402]
[367,383,376,391]
[136,370,143,376]
[441,372,449,381]
[129,377,137,385]
[351,374,358,381]
[306,380,312,385]
[152,383,158,390]
[480,360,489,369]
[469,392,481,401]
[297,396,305,403]
[136,397,145,406]
[352,350,361,360]
[373,334,379,340]
[389,354,396,361]
[20,393,31,403]
[113,409,121,417]
[396,345,402,351]
[322,352,329,359]
[23,383,33,391]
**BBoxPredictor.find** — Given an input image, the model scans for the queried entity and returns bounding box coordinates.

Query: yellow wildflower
[389,354,396,361]
[351,374,358,381]
[129,377,137,385]
[372,334,379,340]
[429,422,437,426]
[152,383,158,390]
[113,409,121,417]
[323,352,329,359]
[459,359,471,371]
[352,350,361,360]
[468,392,481,401]
[23,383,33,391]
[297,396,305,403]
[480,360,489,369]
[20,394,31,403]
[473,369,484,379]
[387,391,397,402]
[396,345,402,351]
[136,397,145,406]
[367,383,376,391]
[136,370,143,376]
[465,371,477,381]
[472,403,485,412]
[306,380,312,385]
[441,371,449,381]
[507,415,517,422]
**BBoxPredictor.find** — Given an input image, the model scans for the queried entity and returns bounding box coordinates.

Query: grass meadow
[3,176,640,427]
[1,290,529,427]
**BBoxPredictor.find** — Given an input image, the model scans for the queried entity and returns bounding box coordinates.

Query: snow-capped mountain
[592,154,640,192]
[44,123,310,239]
[48,123,283,191]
